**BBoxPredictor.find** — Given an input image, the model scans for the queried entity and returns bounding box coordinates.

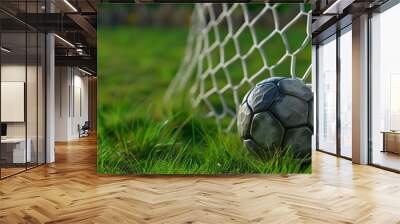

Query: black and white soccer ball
[237,77,313,162]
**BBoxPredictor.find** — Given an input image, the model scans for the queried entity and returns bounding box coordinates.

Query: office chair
[79,121,90,138]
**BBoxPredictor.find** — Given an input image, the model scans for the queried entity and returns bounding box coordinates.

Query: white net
[166,3,312,131]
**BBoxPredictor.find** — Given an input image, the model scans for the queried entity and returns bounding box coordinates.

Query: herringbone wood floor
[1,136,400,224]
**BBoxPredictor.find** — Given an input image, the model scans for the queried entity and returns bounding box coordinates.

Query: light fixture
[63,0,78,12]
[78,67,93,76]
[76,48,87,56]
[322,0,354,15]
[1,47,11,53]
[54,34,75,48]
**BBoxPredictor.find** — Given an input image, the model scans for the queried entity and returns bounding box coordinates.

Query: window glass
[339,28,352,158]
[1,31,28,177]
[0,1,46,178]
[371,3,400,171]
[317,36,337,154]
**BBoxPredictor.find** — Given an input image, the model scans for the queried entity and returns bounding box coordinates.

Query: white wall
[1,82,25,122]
[71,73,89,138]
[55,67,89,141]
[1,65,25,81]
[1,65,35,138]
[55,67,70,141]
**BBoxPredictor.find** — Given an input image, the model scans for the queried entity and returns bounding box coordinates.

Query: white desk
[1,138,31,163]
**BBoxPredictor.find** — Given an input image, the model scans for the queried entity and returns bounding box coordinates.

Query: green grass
[97,98,311,174]
[97,26,311,174]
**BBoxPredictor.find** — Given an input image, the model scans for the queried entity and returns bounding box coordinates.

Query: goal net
[166,3,312,131]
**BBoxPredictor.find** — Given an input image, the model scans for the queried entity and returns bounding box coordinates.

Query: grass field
[97,26,311,174]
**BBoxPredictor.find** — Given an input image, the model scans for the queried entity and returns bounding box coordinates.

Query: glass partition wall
[0,4,46,179]
[317,35,337,155]
[370,3,400,171]
[316,25,353,159]
[339,27,352,159]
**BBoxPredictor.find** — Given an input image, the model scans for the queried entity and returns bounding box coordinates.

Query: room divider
[0,2,47,179]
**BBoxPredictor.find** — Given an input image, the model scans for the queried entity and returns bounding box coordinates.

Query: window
[370,3,400,171]
[317,35,337,154]
[0,2,46,179]
[339,27,352,158]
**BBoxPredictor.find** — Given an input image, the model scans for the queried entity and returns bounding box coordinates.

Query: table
[1,138,31,164]
[381,131,400,154]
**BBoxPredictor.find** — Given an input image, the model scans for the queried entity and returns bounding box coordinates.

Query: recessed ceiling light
[322,0,354,15]
[54,34,75,48]
[78,67,93,76]
[63,0,78,12]
[1,47,11,53]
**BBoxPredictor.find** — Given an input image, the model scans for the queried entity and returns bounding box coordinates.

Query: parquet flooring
[1,135,400,223]
[0,167,26,178]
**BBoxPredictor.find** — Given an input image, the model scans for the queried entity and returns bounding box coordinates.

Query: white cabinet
[1,138,32,163]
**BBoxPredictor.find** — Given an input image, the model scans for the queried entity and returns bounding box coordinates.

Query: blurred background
[98,3,311,126]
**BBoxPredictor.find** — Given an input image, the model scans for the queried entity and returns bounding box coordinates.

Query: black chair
[79,121,90,138]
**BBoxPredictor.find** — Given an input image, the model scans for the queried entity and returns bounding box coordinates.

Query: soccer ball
[237,77,313,162]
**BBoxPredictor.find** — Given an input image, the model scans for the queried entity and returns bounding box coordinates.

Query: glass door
[317,35,337,155]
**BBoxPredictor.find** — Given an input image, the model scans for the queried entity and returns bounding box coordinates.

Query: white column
[352,14,369,164]
[46,33,55,163]
[46,1,55,163]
